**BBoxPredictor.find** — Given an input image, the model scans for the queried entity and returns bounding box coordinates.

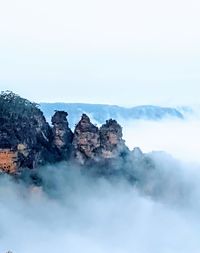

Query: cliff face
[72,114,100,164]
[0,150,18,173]
[71,115,129,165]
[51,111,73,160]
[0,91,131,174]
[99,119,127,159]
[0,91,54,172]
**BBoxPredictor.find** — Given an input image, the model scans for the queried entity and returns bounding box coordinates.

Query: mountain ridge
[40,103,184,127]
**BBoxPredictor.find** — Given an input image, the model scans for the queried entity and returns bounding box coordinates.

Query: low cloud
[123,117,200,163]
[1,117,200,253]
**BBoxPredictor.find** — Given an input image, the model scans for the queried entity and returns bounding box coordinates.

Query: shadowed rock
[51,111,74,160]
[0,91,53,172]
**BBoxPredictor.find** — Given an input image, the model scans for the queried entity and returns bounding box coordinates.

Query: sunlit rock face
[99,119,127,159]
[51,111,74,160]
[72,114,100,164]
[0,149,18,173]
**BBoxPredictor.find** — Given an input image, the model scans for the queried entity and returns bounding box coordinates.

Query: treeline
[0,90,39,118]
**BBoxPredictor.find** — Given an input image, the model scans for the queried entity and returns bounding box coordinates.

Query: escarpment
[0,91,147,176]
[0,91,54,172]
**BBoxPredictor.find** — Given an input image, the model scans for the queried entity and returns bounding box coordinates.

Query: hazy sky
[0,0,200,105]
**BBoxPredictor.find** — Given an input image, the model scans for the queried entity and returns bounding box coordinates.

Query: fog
[1,117,200,253]
[123,117,200,163]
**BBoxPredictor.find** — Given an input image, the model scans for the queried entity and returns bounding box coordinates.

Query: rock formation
[71,116,129,166]
[99,119,127,159]
[51,111,73,160]
[0,91,53,172]
[0,91,133,175]
[72,114,100,164]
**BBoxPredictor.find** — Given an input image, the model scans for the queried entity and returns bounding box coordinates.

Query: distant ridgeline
[40,102,184,127]
[0,91,154,181]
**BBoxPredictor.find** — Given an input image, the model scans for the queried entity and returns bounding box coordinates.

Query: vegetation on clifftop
[0,90,39,118]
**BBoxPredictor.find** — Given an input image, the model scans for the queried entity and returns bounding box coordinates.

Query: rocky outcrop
[0,91,131,174]
[51,111,73,160]
[72,114,100,164]
[71,116,129,165]
[99,119,127,159]
[0,91,53,172]
[0,149,18,173]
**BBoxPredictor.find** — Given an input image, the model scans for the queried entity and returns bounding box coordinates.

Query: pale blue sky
[0,0,200,106]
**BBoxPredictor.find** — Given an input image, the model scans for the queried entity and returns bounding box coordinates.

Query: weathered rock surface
[51,111,73,160]
[72,114,100,164]
[99,119,127,159]
[71,115,129,166]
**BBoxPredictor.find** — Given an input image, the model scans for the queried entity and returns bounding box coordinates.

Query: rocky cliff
[99,119,127,159]
[0,91,134,174]
[72,114,100,164]
[51,111,73,161]
[0,91,54,172]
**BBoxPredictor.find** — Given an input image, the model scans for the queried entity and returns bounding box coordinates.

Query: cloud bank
[1,117,200,253]
[123,117,200,163]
